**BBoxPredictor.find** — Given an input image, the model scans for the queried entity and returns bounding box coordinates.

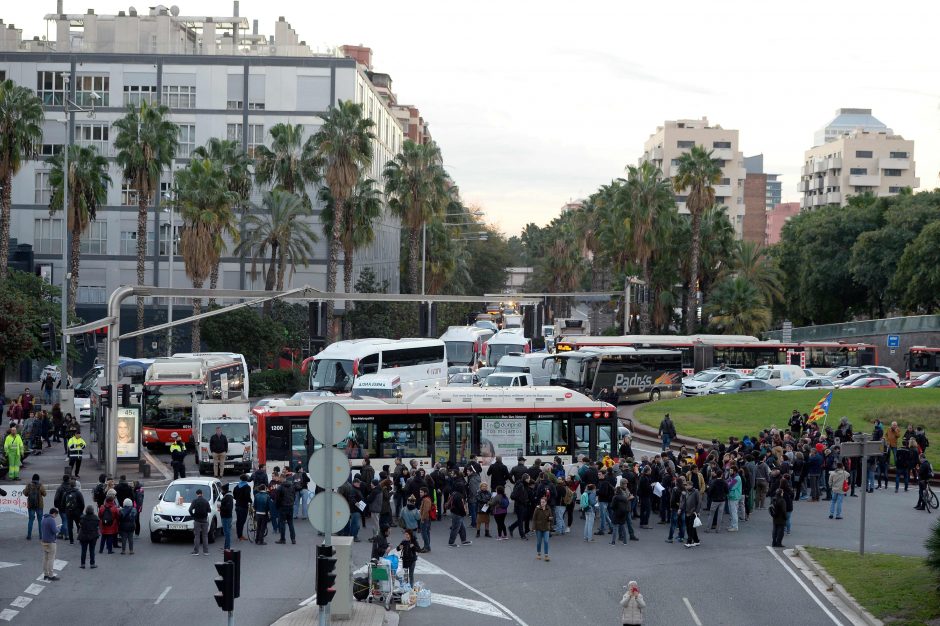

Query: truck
[554,318,591,345]
[502,313,524,330]
[193,399,254,476]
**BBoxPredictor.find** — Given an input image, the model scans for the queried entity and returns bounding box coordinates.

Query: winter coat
[828,469,850,494]
[78,513,100,542]
[620,591,646,624]
[99,501,120,535]
[118,505,137,532]
[610,493,630,524]
[532,505,554,532]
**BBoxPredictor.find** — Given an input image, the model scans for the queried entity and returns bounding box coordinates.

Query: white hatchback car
[862,365,900,384]
[149,477,223,543]
[681,370,742,396]
[777,377,836,391]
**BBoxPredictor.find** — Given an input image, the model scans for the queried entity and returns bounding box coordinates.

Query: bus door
[572,418,616,460]
[431,415,472,466]
[291,419,315,472]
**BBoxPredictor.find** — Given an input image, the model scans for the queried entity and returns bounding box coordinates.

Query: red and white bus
[905,346,940,380]
[798,342,878,373]
[253,386,617,473]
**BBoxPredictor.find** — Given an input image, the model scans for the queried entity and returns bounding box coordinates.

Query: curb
[272,601,400,626]
[143,449,173,481]
[792,545,883,626]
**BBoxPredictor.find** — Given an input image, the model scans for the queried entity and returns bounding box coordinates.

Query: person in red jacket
[98,492,120,554]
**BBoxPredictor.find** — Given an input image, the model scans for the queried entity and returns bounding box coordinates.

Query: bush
[925,518,940,585]
[249,368,305,397]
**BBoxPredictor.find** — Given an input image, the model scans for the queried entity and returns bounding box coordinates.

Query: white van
[494,353,553,385]
[752,364,806,388]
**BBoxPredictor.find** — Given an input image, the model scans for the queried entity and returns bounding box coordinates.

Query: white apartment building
[640,117,747,237]
[799,130,918,210]
[0,4,405,323]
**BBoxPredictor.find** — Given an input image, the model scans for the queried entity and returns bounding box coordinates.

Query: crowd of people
[3,387,85,481]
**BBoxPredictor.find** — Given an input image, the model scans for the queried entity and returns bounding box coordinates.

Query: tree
[704,276,771,335]
[113,101,178,355]
[722,240,783,309]
[319,176,382,296]
[254,123,318,204]
[48,145,112,317]
[383,140,450,294]
[0,288,36,371]
[892,221,940,313]
[673,145,722,333]
[312,101,375,343]
[0,79,43,279]
[345,268,392,338]
[174,158,238,350]
[201,305,285,371]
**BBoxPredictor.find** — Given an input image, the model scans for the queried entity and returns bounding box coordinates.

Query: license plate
[168,524,188,530]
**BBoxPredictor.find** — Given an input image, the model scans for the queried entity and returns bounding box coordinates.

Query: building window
[889,151,908,159]
[37,71,67,106]
[227,123,264,157]
[675,195,688,203]
[74,123,110,154]
[121,184,140,206]
[162,85,196,109]
[123,85,158,106]
[884,169,902,177]
[719,178,730,185]
[178,124,196,158]
[34,171,52,205]
[77,285,106,304]
[713,141,731,149]
[40,144,64,156]
[849,168,867,175]
[159,223,180,256]
[34,218,63,254]
[855,150,873,158]
[888,186,903,193]
[248,102,265,110]
[75,75,109,106]
[227,100,243,110]
[121,230,154,256]
[79,220,107,254]
[0,70,6,81]
[677,140,695,149]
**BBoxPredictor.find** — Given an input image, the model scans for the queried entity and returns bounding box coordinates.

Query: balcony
[813,160,827,173]
[826,157,843,170]
[812,177,825,191]
[826,191,842,204]
[669,165,679,177]
[849,174,881,186]
[798,180,810,192]
[879,157,911,170]
[711,147,734,160]
[824,175,839,187]
[812,194,827,207]
[650,147,663,160]
[800,196,812,210]
[713,184,733,198]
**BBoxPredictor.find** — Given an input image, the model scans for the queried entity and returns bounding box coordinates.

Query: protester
[532,496,554,561]
[118,498,137,555]
[23,474,46,541]
[619,580,646,626]
[77,505,99,569]
[40,508,60,581]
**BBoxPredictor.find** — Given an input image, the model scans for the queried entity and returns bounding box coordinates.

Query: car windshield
[484,375,515,387]
[791,379,810,387]
[477,367,495,379]
[849,378,871,387]
[309,358,354,392]
[162,483,207,503]
[826,368,845,377]
[143,386,194,426]
[450,373,474,384]
[445,342,475,366]
[487,344,522,366]
[753,369,771,380]
[717,379,741,389]
[692,372,719,382]
[496,365,527,373]
[201,423,250,443]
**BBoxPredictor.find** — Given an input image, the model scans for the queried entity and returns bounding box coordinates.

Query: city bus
[484,328,530,367]
[799,342,878,373]
[142,354,247,446]
[904,346,940,379]
[439,326,494,368]
[303,338,447,394]
[75,357,154,419]
[252,386,618,472]
[550,347,683,403]
[172,352,250,398]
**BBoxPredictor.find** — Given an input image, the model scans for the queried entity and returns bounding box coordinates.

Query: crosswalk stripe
[0,609,19,621]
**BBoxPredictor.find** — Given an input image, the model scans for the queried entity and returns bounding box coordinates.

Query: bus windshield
[552,356,585,386]
[487,344,520,366]
[444,341,475,366]
[310,359,354,392]
[143,385,195,427]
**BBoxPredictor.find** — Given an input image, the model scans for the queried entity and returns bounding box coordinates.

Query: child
[397,529,420,586]
[475,483,492,538]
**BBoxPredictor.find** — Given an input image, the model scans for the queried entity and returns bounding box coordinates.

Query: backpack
[102,505,114,526]
[562,486,574,506]
[93,483,106,504]
[26,485,40,509]
[579,491,590,511]
[65,490,77,512]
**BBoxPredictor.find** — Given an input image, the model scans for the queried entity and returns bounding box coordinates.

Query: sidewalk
[273,602,399,626]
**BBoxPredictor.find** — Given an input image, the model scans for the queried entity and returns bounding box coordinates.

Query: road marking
[683,598,703,626]
[766,546,844,626]
[10,597,31,609]
[0,609,18,621]
[23,584,44,596]
[0,562,20,570]
[155,587,172,605]
[431,593,510,620]
[53,560,67,571]
[430,561,529,626]
[298,594,317,607]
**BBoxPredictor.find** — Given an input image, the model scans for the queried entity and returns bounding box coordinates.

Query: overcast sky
[7,1,939,235]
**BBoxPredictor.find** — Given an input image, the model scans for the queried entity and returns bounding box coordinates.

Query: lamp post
[162,200,175,356]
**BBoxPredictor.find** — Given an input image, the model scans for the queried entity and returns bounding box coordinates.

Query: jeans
[508,506,529,537]
[611,522,627,544]
[269,506,281,534]
[80,538,97,565]
[772,523,786,547]
[598,502,611,533]
[583,509,596,540]
[255,514,268,544]
[896,468,909,491]
[193,520,209,552]
[469,500,477,528]
[235,506,248,539]
[293,488,311,519]
[889,446,898,466]
[120,531,133,552]
[448,514,467,545]
[625,510,637,538]
[58,511,69,536]
[639,497,651,526]
[553,505,567,534]
[808,474,821,500]
[728,499,739,530]
[661,434,671,451]
[99,534,114,553]
[829,493,844,518]
[668,511,685,540]
[536,529,550,555]
[222,517,232,549]
[785,511,792,534]
[866,468,874,491]
[420,520,431,550]
[756,480,769,508]
[341,508,360,539]
[279,507,295,542]
[710,502,725,530]
[27,507,42,539]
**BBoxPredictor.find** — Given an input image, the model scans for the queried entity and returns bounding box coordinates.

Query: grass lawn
[634,389,940,464]
[805,547,940,626]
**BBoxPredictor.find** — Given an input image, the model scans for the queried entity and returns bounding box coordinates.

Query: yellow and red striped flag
[806,391,833,424]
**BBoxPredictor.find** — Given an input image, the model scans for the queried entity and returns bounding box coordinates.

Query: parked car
[476,367,496,383]
[708,378,775,395]
[915,376,940,389]
[482,373,533,387]
[825,366,867,381]
[751,365,806,388]
[149,477,223,543]
[681,370,742,396]
[834,372,887,388]
[862,365,900,384]
[843,376,898,389]
[448,372,480,386]
[777,377,836,391]
[448,366,472,376]
[902,372,940,388]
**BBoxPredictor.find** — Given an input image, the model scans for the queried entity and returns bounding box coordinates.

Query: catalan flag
[806,391,833,424]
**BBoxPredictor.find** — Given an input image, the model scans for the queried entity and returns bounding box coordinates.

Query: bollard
[139,461,151,478]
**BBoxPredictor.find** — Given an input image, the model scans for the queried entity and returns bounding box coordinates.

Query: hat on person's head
[32,474,40,481]
[518,456,526,462]
[123,498,132,507]
[106,489,117,498]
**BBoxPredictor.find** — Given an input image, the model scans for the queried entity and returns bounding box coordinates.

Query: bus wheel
[650,390,661,402]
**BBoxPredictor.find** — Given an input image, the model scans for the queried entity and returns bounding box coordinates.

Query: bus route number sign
[555,445,568,454]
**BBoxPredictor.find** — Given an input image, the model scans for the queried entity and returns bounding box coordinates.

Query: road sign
[309,402,351,446]
[308,447,351,490]
[887,335,900,348]
[837,441,883,457]
[309,491,350,535]
[782,320,793,344]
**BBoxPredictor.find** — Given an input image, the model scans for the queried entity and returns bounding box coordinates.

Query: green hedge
[249,368,305,397]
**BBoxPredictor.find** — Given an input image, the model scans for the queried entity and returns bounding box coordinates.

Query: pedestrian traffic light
[120,384,131,408]
[315,544,337,606]
[100,384,113,410]
[224,549,241,599]
[214,560,235,612]
[40,319,57,353]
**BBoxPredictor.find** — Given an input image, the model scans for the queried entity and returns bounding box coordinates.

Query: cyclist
[915,454,934,511]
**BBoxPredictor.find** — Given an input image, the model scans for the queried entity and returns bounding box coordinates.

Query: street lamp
[60,75,99,383]
[161,196,176,356]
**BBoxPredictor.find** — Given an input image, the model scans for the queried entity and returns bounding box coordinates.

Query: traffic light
[120,384,131,408]
[315,544,337,606]
[100,384,113,410]
[214,560,235,612]
[224,549,241,599]
[40,319,57,353]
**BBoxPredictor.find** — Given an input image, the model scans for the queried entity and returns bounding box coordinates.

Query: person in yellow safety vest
[4,425,25,480]
[67,430,87,479]
[169,432,187,480]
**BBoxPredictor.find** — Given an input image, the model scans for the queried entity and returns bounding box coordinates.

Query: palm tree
[236,190,319,314]
[673,145,722,333]
[174,158,238,350]
[48,145,111,316]
[319,176,382,296]
[0,80,43,279]
[254,123,318,204]
[312,101,375,342]
[383,140,450,294]
[704,275,771,335]
[722,240,784,308]
[626,161,675,333]
[113,101,178,355]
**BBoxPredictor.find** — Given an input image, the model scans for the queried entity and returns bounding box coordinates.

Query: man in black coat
[509,456,529,485]
[486,456,510,490]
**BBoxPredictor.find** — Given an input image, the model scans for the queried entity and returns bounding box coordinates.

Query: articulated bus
[905,347,940,379]
[439,326,494,368]
[142,354,247,446]
[302,338,447,394]
[551,347,683,403]
[253,386,617,473]
[799,342,877,373]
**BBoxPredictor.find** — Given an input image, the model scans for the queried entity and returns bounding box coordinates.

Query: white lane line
[765,546,844,626]
[24,584,45,596]
[431,593,510,620]
[0,562,20,569]
[10,597,31,609]
[683,597,703,626]
[0,609,19,621]
[298,594,317,607]
[53,560,67,571]
[155,587,172,605]
[430,561,529,626]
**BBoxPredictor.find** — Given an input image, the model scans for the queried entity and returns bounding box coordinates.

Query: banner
[0,484,28,516]
[480,417,525,466]
[115,406,140,460]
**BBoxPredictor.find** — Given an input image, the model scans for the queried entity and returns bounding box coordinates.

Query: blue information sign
[887,335,900,348]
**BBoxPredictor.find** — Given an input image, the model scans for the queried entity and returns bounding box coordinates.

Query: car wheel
[650,390,661,402]
[150,531,161,543]
[208,519,217,544]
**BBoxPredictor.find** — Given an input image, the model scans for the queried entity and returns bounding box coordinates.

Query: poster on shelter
[115,407,140,460]
[480,417,525,466]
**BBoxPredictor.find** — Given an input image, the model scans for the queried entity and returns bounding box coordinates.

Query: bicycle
[246,503,257,542]
[923,482,939,513]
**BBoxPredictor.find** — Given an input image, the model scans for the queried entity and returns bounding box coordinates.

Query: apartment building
[814,108,890,147]
[765,202,800,245]
[0,4,410,332]
[640,117,747,237]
